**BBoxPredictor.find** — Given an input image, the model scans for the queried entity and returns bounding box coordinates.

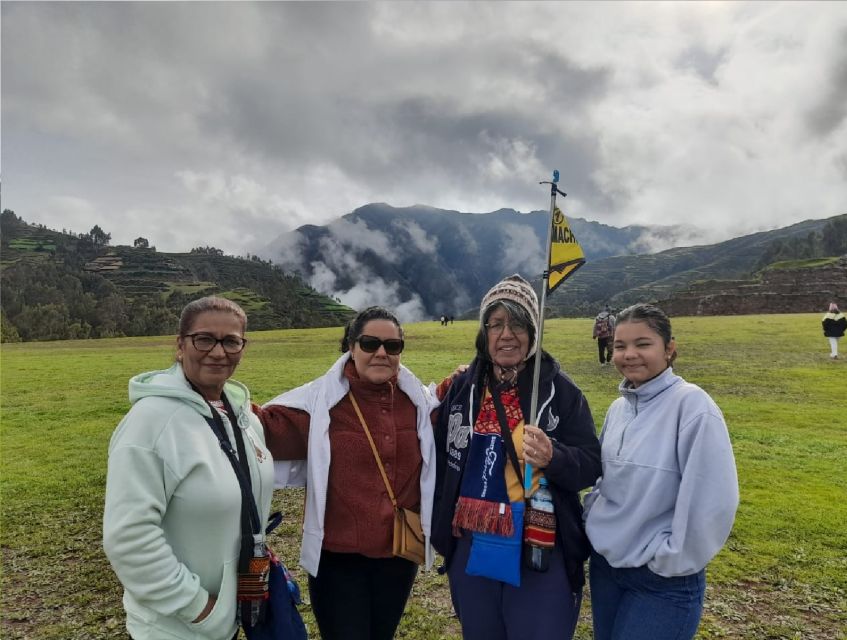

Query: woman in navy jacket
[432,275,601,640]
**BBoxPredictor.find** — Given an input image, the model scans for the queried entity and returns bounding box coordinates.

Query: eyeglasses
[184,333,247,354]
[356,335,405,355]
[485,321,529,336]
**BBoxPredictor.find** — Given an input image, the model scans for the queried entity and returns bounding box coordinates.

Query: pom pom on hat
[479,274,540,359]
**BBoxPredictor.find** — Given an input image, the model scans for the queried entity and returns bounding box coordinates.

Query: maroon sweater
[258,360,422,558]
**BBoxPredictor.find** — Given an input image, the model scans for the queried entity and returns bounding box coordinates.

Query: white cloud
[393,220,437,255]
[2,1,845,257]
[36,196,101,236]
[336,279,428,323]
[500,223,545,274]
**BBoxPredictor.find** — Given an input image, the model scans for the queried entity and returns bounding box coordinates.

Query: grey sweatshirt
[583,367,738,577]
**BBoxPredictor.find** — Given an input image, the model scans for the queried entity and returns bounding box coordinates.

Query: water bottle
[524,476,555,572]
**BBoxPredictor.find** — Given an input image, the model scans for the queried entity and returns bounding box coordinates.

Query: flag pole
[526,170,566,496]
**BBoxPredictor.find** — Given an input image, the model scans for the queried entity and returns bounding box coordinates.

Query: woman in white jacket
[583,303,739,640]
[103,296,274,640]
[257,306,439,640]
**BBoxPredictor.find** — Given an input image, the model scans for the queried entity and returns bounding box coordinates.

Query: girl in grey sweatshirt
[583,303,738,640]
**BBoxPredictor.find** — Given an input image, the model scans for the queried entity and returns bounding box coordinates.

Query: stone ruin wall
[659,257,847,316]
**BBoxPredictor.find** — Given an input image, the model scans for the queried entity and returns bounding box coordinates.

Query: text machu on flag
[547,206,585,294]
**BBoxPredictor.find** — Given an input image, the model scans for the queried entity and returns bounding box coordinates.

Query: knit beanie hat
[830,302,839,313]
[479,274,540,359]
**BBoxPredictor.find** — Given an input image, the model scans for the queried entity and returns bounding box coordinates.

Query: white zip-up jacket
[266,352,439,576]
[103,364,274,640]
[584,367,739,577]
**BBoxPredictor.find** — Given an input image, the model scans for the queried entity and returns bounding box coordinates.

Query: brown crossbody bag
[349,392,426,565]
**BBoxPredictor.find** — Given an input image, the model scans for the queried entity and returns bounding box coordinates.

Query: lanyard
[488,379,524,486]
[193,385,261,572]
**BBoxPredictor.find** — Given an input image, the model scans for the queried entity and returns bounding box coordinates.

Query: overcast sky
[3,1,846,256]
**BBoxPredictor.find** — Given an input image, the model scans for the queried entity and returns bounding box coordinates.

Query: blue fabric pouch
[242,551,307,640]
[464,500,524,587]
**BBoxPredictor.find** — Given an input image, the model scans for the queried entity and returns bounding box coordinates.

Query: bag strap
[488,380,524,486]
[195,388,262,572]
[349,392,398,509]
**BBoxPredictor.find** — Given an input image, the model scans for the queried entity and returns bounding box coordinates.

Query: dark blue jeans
[448,533,581,640]
[589,551,705,640]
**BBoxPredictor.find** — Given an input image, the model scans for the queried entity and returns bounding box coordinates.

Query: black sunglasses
[356,335,405,355]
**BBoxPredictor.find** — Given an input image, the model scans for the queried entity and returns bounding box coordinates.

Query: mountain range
[4,204,844,343]
[261,204,847,320]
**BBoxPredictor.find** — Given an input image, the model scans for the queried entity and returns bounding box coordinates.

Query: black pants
[308,550,418,640]
[598,337,612,363]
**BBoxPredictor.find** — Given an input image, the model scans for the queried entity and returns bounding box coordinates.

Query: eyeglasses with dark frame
[184,333,247,354]
[355,335,405,355]
[484,321,529,336]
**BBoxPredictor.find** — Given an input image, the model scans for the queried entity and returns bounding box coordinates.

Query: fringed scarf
[452,383,524,537]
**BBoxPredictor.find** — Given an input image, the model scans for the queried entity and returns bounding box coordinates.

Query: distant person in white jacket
[583,303,739,640]
[103,296,274,640]
[822,302,846,359]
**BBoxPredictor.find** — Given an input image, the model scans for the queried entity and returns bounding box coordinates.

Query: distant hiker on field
[592,305,615,366]
[822,302,846,360]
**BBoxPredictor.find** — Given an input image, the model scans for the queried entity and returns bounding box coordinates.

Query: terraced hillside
[545,214,847,316]
[658,256,847,316]
[0,211,354,341]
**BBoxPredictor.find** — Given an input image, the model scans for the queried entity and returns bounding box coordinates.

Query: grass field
[1,314,845,639]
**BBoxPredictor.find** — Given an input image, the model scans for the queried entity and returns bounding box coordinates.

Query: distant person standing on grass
[584,303,739,640]
[822,302,846,360]
[592,304,615,366]
[103,296,274,640]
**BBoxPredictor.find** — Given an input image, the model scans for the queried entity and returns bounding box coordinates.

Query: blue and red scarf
[452,385,524,537]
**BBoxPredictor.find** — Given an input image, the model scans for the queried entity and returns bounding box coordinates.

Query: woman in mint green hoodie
[583,303,739,640]
[103,296,274,640]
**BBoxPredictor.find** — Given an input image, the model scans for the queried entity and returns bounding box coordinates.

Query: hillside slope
[1,210,354,342]
[547,214,847,315]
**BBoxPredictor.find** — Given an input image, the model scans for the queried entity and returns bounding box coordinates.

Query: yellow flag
[547,206,585,294]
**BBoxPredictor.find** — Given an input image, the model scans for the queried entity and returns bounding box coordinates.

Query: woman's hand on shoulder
[435,364,469,401]
[451,363,469,378]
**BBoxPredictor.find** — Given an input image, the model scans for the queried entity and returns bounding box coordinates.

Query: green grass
[6,238,57,252]
[2,314,845,639]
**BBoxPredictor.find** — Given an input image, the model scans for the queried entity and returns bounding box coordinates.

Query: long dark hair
[340,306,404,353]
[616,303,677,364]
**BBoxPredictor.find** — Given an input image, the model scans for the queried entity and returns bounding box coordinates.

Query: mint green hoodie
[103,364,274,640]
